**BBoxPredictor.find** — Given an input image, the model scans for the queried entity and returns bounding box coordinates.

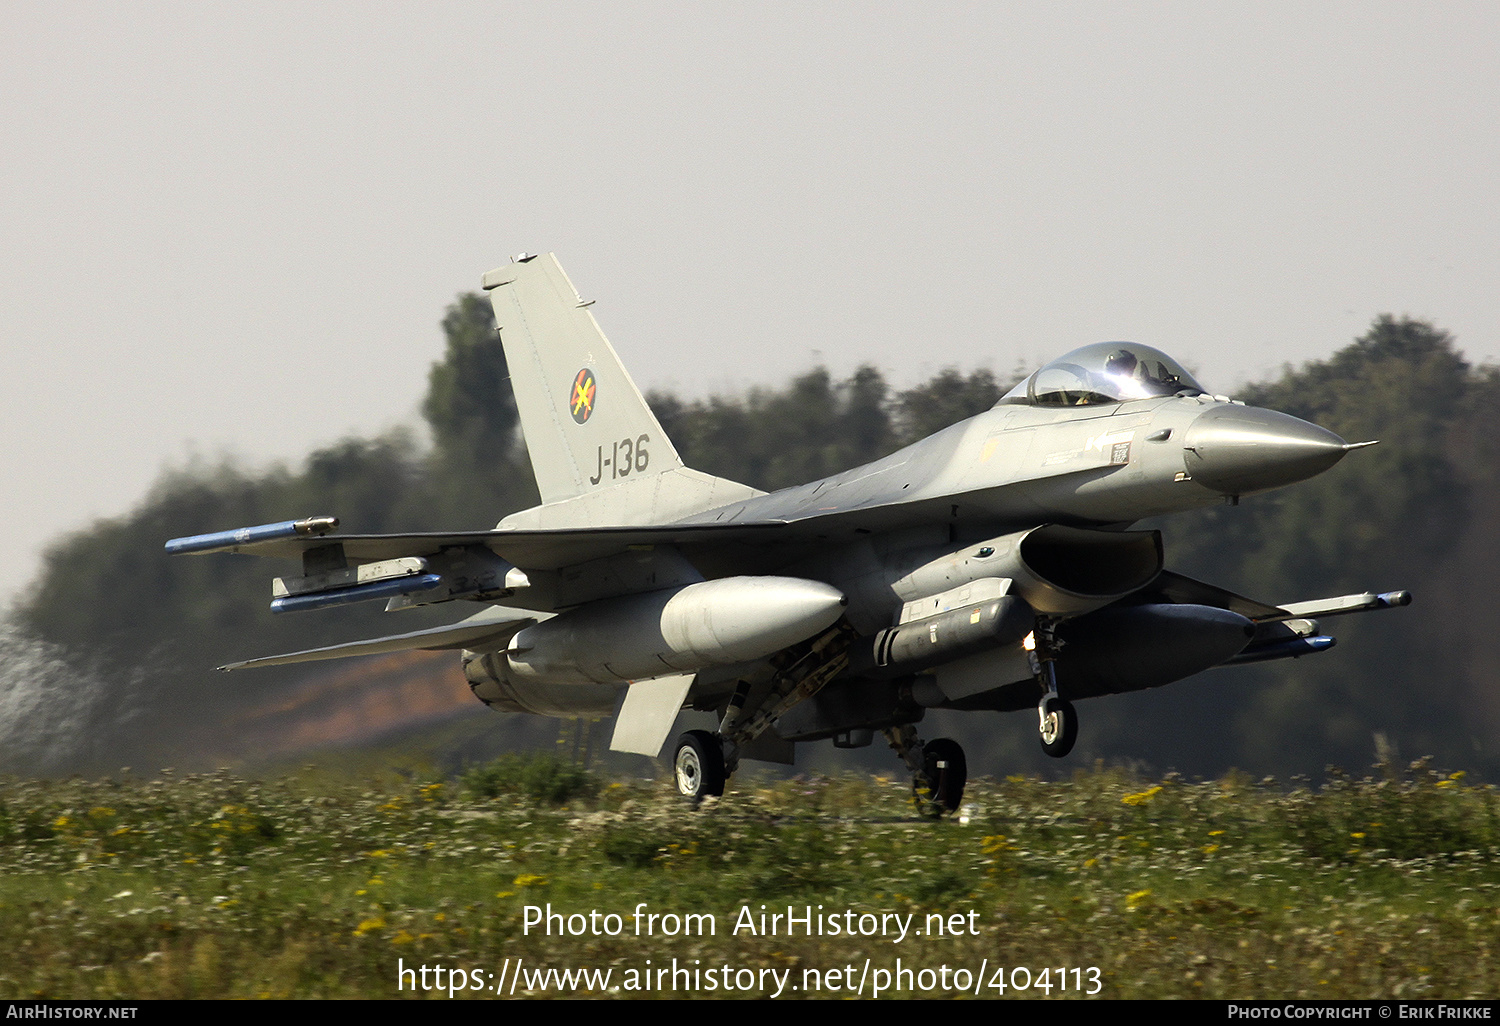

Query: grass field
[1,755,1497,1000]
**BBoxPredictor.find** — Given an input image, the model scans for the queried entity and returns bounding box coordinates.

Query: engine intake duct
[893,524,1163,617]
[1018,524,1164,602]
[848,593,1034,679]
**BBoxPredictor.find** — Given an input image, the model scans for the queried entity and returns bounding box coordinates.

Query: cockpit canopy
[1000,343,1206,407]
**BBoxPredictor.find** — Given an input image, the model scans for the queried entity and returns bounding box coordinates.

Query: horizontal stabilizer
[218,606,536,671]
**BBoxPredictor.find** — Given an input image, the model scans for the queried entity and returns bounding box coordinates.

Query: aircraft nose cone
[1182,405,1349,495]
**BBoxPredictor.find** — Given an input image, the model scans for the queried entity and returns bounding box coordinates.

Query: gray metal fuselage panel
[675,395,1221,536]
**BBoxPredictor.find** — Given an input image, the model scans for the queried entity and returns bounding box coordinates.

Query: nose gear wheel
[1038,696,1077,758]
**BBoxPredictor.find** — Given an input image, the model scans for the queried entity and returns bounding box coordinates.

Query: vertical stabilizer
[483,254,685,504]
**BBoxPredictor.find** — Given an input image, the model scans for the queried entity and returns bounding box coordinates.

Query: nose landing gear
[1029,619,1078,758]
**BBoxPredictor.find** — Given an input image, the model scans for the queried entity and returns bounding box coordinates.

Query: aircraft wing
[1143,571,1410,623]
[1140,571,1290,621]
[217,605,537,671]
[167,521,791,569]
[1137,571,1410,666]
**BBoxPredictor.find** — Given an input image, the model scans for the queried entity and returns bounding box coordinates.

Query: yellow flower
[980,835,1013,855]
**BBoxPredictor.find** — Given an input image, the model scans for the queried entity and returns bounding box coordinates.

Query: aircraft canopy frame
[1001,343,1207,407]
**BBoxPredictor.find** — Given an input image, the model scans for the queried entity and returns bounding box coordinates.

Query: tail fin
[483,254,683,503]
[483,254,759,527]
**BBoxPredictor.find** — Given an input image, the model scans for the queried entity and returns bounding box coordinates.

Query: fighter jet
[166,254,1408,811]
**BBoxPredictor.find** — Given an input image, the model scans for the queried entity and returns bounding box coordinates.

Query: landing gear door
[610,673,697,756]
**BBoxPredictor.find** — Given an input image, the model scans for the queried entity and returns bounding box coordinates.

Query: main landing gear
[671,623,856,806]
[1029,619,1078,758]
[884,725,967,817]
[672,729,726,803]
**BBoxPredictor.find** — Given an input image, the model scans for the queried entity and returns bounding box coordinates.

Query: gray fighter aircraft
[166,254,1409,811]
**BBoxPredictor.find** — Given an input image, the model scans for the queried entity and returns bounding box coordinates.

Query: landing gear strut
[671,623,856,805]
[1029,619,1078,758]
[884,725,967,816]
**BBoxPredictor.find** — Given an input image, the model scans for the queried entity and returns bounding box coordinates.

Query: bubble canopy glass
[1000,343,1207,407]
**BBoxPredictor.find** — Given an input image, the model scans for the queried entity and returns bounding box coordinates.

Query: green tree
[420,292,536,525]
[651,366,903,492]
[422,294,518,457]
[892,367,1005,444]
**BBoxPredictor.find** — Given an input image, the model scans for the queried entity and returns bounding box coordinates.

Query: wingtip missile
[1277,590,1412,619]
[165,516,340,555]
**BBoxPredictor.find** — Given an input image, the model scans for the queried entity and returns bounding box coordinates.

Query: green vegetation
[461,752,597,806]
[1,758,1496,999]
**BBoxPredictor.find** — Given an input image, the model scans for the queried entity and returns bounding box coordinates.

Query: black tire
[1039,697,1078,758]
[920,738,968,812]
[673,730,725,801]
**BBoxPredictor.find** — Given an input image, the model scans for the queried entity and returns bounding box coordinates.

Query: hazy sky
[2,2,1497,603]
